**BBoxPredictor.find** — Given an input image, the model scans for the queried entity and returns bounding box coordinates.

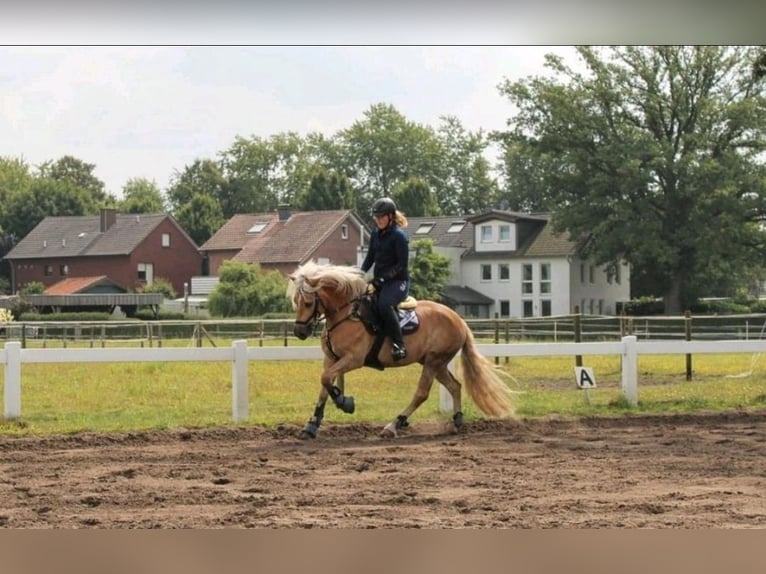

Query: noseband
[295,291,357,334]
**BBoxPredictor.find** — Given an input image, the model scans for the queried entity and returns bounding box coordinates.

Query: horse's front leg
[322,356,358,415]
[300,356,360,439]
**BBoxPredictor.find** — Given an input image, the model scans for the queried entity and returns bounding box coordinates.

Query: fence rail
[4,313,766,348]
[3,336,764,423]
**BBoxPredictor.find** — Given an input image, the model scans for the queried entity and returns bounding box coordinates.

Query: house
[3,208,203,297]
[199,206,369,277]
[375,211,630,319]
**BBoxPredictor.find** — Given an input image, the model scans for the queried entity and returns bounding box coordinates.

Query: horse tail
[459,325,516,418]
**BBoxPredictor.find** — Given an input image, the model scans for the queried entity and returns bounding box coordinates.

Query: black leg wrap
[453,411,464,428]
[395,415,409,429]
[329,385,355,414]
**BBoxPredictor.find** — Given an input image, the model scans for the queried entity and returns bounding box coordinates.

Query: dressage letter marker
[574,366,596,389]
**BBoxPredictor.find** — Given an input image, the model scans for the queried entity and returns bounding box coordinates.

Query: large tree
[339,103,444,216]
[496,46,766,313]
[119,177,166,214]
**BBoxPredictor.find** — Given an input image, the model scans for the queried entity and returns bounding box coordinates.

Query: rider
[361,197,410,361]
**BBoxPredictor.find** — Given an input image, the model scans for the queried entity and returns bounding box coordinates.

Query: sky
[0,45,578,197]
[1,3,758,198]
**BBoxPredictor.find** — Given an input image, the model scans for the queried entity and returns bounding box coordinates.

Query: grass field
[2,341,765,436]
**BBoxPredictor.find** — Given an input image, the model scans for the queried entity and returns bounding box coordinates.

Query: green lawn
[1,349,765,436]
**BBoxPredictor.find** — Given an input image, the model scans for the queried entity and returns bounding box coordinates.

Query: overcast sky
[1,3,757,198]
[1,45,579,196]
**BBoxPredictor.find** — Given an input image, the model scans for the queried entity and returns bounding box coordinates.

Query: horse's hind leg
[435,364,464,433]
[381,365,436,438]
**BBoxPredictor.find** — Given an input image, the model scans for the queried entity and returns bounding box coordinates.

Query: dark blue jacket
[361,225,409,281]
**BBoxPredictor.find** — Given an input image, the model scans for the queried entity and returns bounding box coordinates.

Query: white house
[378,210,630,319]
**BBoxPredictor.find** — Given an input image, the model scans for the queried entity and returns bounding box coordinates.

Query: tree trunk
[663,276,685,315]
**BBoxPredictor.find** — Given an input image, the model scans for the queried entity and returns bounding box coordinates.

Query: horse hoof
[300,422,318,439]
[339,395,355,414]
[380,422,397,438]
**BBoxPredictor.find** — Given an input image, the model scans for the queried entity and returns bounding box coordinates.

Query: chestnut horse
[287,261,515,438]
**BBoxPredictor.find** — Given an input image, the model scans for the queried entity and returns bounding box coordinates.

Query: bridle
[294,290,359,335]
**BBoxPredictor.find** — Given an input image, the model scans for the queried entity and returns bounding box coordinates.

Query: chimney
[100,208,117,232]
[277,204,291,222]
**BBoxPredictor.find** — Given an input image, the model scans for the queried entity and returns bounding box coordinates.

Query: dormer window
[248,223,267,233]
[415,223,435,234]
[480,225,493,242]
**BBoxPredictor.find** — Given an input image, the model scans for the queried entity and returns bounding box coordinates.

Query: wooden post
[573,307,582,367]
[494,312,499,365]
[685,310,692,381]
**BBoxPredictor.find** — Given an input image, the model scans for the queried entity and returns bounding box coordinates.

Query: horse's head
[286,262,367,340]
[288,274,323,340]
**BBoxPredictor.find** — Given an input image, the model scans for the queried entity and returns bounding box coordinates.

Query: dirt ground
[0,410,764,529]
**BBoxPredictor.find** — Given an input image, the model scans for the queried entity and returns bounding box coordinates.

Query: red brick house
[3,208,203,297]
[199,206,369,277]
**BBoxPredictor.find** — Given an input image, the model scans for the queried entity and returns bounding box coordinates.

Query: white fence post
[4,342,22,419]
[231,340,248,422]
[621,335,638,407]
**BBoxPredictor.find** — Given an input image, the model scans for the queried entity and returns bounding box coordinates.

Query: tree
[174,193,225,247]
[295,167,354,211]
[435,116,500,214]
[37,155,114,206]
[207,261,290,317]
[496,46,766,313]
[339,103,444,216]
[3,176,99,239]
[391,176,440,217]
[166,159,228,217]
[408,239,451,301]
[119,178,166,213]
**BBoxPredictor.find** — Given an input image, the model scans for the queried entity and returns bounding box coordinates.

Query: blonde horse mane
[286,261,368,308]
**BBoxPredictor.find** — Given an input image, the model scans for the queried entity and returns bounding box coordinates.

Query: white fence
[2,336,764,422]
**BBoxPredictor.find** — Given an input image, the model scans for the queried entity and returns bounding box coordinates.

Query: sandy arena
[0,410,764,528]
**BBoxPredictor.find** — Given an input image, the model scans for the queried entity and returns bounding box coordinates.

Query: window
[522,263,533,294]
[44,265,53,276]
[162,233,171,247]
[589,265,595,283]
[480,225,492,243]
[415,223,434,234]
[341,224,348,239]
[447,221,466,233]
[59,264,69,276]
[499,263,510,281]
[466,304,480,318]
[498,224,511,242]
[523,300,534,317]
[615,264,622,285]
[480,264,492,281]
[541,300,552,316]
[580,263,585,283]
[138,263,155,283]
[499,300,510,318]
[248,222,267,233]
[539,263,551,294]
[598,299,604,314]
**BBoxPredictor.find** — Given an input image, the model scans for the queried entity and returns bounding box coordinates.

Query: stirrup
[391,343,407,361]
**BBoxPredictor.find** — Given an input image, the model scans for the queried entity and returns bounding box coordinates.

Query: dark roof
[201,209,367,265]
[465,209,548,224]
[441,285,495,305]
[403,216,473,249]
[4,213,188,260]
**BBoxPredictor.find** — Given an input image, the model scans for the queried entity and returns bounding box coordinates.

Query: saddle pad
[398,309,420,334]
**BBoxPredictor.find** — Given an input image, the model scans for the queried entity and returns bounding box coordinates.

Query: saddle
[355,294,421,370]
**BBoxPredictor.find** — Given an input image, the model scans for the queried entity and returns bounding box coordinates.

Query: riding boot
[381,305,407,361]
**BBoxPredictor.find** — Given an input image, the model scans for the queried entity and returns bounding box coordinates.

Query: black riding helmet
[371,197,396,217]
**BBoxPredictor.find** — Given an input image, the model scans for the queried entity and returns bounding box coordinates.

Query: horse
[286,261,515,439]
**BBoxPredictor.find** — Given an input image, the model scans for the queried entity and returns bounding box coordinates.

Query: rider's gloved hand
[371,276,384,290]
